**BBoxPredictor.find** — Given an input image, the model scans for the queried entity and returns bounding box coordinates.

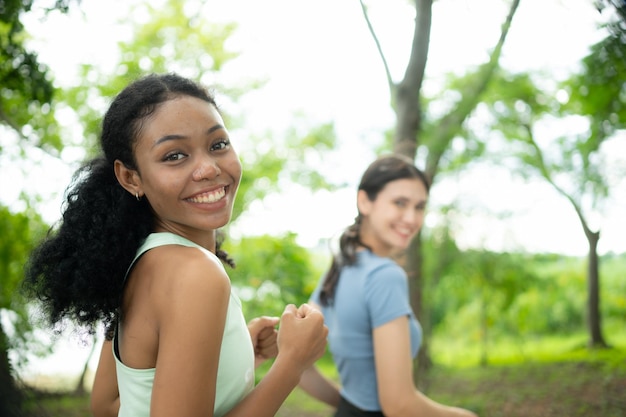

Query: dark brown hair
[318,154,430,306]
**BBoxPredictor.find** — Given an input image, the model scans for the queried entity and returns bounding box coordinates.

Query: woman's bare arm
[90,340,120,417]
[374,316,478,417]
[298,365,341,407]
[145,247,329,417]
[223,304,329,416]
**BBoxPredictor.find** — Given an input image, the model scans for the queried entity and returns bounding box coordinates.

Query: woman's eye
[211,139,231,151]
[163,151,186,161]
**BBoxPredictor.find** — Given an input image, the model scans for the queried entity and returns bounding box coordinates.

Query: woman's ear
[114,160,143,198]
[356,190,372,216]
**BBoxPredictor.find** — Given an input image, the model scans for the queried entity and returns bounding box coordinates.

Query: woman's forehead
[377,178,428,199]
[135,97,223,143]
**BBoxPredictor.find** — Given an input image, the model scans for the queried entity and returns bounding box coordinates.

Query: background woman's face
[358,178,428,257]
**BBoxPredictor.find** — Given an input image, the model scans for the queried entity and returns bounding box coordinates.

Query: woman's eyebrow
[207,124,225,134]
[153,124,225,148]
[153,133,186,147]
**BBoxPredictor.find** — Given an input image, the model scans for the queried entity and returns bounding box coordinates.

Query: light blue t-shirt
[310,250,422,411]
[114,232,255,417]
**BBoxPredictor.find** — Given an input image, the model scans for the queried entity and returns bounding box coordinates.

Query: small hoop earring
[135,192,141,201]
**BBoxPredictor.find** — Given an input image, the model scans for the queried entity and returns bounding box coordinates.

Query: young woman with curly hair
[23,73,328,417]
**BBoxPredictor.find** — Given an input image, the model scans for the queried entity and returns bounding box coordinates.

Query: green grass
[22,390,92,417]
[423,359,626,417]
[431,327,626,367]
[21,337,626,417]
[276,337,626,417]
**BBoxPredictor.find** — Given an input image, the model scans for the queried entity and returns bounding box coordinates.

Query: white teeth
[188,187,225,203]
[397,227,413,236]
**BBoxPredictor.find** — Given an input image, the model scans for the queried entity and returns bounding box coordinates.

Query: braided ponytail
[319,216,370,306]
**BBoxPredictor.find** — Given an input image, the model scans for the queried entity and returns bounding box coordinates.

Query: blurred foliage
[233,119,339,222]
[0,3,80,413]
[595,0,626,32]
[425,237,625,359]
[464,27,625,347]
[564,28,626,141]
[0,205,48,366]
[474,29,625,207]
[57,0,248,158]
[224,233,320,320]
[55,0,339,222]
[0,0,80,154]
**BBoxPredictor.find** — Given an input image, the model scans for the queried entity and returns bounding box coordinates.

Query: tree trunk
[586,230,607,348]
[0,322,23,417]
[390,0,433,387]
[480,295,488,367]
[393,0,431,158]
[391,0,519,381]
[75,334,98,395]
[406,235,432,388]
[387,0,519,384]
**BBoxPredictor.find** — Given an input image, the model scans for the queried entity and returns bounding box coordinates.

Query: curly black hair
[22,73,235,334]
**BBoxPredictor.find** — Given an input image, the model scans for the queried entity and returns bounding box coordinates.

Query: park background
[1,0,625,416]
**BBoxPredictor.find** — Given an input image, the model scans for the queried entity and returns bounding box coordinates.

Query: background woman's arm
[374,316,478,417]
[90,340,120,417]
[298,365,341,407]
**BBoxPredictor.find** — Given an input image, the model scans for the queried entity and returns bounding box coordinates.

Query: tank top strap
[123,232,216,283]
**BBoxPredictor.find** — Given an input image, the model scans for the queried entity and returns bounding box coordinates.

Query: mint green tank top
[114,232,255,417]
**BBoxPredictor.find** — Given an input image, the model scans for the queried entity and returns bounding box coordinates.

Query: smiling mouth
[395,226,414,238]
[186,187,226,203]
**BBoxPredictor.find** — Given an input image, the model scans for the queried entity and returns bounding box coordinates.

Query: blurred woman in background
[301,154,478,417]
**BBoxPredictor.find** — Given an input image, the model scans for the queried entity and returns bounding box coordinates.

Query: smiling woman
[299,154,478,417]
[114,94,242,246]
[21,73,330,417]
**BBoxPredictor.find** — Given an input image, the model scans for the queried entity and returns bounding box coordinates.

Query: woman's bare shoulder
[134,244,231,307]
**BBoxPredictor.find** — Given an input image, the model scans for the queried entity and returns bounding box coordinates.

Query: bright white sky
[5,0,626,379]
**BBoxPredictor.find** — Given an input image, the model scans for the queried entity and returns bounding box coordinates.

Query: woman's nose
[403,208,421,225]
[192,157,221,181]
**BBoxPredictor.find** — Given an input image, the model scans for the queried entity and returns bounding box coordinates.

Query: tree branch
[522,123,596,240]
[425,0,520,180]
[400,0,432,100]
[359,0,394,92]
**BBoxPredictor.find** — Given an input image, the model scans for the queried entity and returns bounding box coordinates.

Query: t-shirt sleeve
[309,284,321,305]
[309,274,323,305]
[364,262,413,328]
